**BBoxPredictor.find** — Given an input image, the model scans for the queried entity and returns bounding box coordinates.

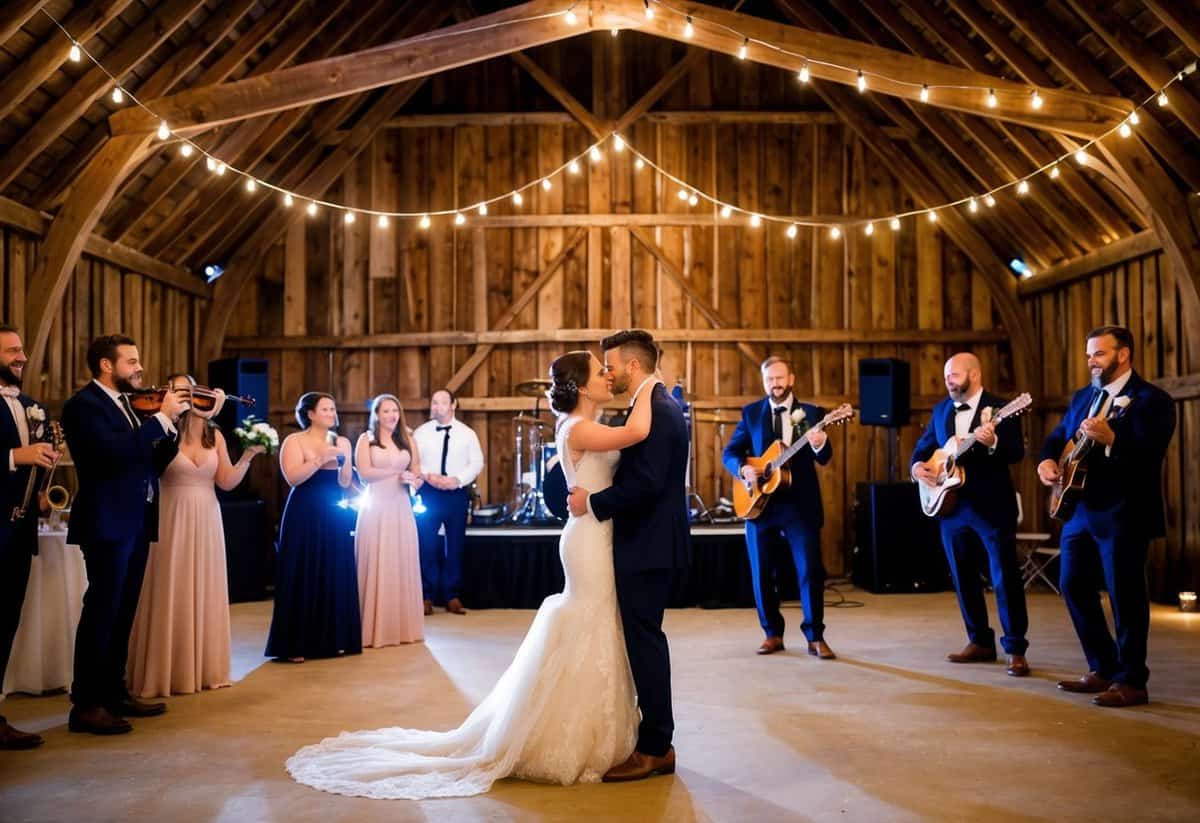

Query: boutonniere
[26,404,46,440]
[980,406,994,424]
[790,407,808,435]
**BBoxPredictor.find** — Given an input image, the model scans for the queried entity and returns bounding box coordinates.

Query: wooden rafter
[1019,229,1161,296]
[0,0,205,192]
[0,1,48,47]
[1142,0,1200,57]
[0,0,133,124]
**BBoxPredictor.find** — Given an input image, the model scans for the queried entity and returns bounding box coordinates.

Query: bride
[286,351,659,799]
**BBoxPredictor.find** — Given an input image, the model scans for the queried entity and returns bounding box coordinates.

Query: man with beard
[912,353,1030,677]
[0,325,60,749]
[723,356,836,659]
[62,335,188,735]
[1038,326,1175,707]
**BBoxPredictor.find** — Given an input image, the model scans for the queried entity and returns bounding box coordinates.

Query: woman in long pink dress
[128,374,265,698]
[354,394,424,647]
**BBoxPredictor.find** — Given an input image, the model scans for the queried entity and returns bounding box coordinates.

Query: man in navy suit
[1038,325,1175,708]
[567,330,690,782]
[62,335,187,735]
[723,356,837,660]
[911,353,1030,677]
[0,325,60,750]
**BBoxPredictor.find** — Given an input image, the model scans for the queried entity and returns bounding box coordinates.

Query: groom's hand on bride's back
[567,486,590,516]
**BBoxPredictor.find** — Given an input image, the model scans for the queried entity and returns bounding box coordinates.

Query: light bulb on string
[798,64,810,83]
[179,143,193,158]
[1075,149,1088,165]
[720,205,732,219]
[987,89,998,108]
[377,215,389,228]
[786,224,798,238]
[738,38,749,60]
[1031,90,1043,110]
[968,197,978,213]
[244,178,257,193]
[643,0,653,19]
[829,225,841,240]
[111,87,124,104]
[1050,164,1061,180]
[1017,179,1030,195]
[68,44,82,63]
[306,201,318,216]
[283,193,294,208]
[565,9,577,25]
[454,213,466,226]
[612,134,625,152]
[985,194,996,208]
[1119,121,1132,138]
[589,146,602,162]
[634,157,645,171]
[919,84,930,103]
[677,188,689,201]
[157,121,170,140]
[688,192,699,207]
[1129,111,1140,125]
[419,214,431,229]
[857,70,867,92]
[541,178,552,191]
[749,213,762,228]
[865,222,875,236]
[611,28,618,37]
[344,211,356,225]
[1158,91,1169,107]
[206,156,216,172]
[927,210,938,223]
[512,191,523,206]
[890,217,901,231]
[568,160,581,174]
[684,17,693,38]
[215,162,226,176]
[478,203,488,216]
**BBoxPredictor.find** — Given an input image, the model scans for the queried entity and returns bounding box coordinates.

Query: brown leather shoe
[1057,671,1112,693]
[756,636,785,655]
[1092,683,1148,708]
[110,697,166,718]
[602,747,676,782]
[807,640,837,660]
[946,643,998,663]
[423,600,434,616]
[1005,655,1031,677]
[446,598,467,615]
[0,721,44,750]
[68,706,132,736]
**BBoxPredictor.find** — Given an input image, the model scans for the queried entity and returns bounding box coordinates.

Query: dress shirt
[2,386,30,473]
[771,393,795,446]
[412,417,484,488]
[953,388,984,440]
[1094,369,1133,457]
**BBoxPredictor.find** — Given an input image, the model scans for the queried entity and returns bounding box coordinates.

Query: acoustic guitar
[915,393,1033,517]
[732,404,855,520]
[1048,392,1131,520]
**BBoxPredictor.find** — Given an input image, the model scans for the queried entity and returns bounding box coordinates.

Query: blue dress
[266,468,362,659]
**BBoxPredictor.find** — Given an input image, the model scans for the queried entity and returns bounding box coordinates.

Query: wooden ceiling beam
[1019,229,1161,296]
[103,0,336,245]
[0,0,134,123]
[32,0,260,210]
[0,1,49,47]
[1061,0,1200,143]
[1142,0,1200,57]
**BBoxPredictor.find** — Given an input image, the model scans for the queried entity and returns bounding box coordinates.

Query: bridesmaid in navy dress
[266,392,361,662]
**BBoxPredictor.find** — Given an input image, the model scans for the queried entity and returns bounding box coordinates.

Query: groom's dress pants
[416,486,468,604]
[616,569,674,757]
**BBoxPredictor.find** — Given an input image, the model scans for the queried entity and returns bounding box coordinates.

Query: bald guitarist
[911,353,1030,678]
[723,356,835,660]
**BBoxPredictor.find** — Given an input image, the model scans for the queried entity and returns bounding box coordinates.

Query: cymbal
[512,414,545,427]
[514,379,552,397]
[693,411,741,424]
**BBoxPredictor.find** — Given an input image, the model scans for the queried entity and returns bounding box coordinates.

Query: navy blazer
[590,383,691,574]
[910,391,1025,528]
[62,381,173,546]
[1040,371,1175,536]
[722,397,833,529]
[0,391,41,556]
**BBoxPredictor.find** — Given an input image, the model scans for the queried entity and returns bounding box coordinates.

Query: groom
[568,329,690,782]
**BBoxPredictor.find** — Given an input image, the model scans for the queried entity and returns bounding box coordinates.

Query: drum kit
[504,377,742,524]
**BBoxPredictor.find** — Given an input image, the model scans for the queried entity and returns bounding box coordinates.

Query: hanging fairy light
[343,211,356,224]
[1158,90,1169,107]
[156,121,170,140]
[829,225,841,239]
[919,84,930,103]
[589,146,602,162]
[1075,149,1088,165]
[244,178,257,193]
[798,64,810,83]
[377,215,389,228]
[643,0,653,19]
[612,134,625,152]
[110,86,124,104]
[1030,90,1043,110]
[419,214,431,229]
[987,89,998,108]
[864,222,875,236]
[720,205,733,219]
[890,217,901,231]
[927,210,938,223]
[968,197,979,213]
[454,212,466,225]
[306,201,318,216]
[179,143,193,158]
[564,8,577,25]
[283,193,294,208]
[1017,179,1030,195]
[857,70,867,92]
[786,224,798,238]
[749,213,762,227]
[738,38,749,60]
[684,16,694,38]
[1049,165,1061,180]
[985,194,996,208]
[541,178,552,191]
[478,203,488,216]
[512,191,523,206]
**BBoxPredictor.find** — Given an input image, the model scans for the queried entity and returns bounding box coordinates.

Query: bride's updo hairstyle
[548,351,592,415]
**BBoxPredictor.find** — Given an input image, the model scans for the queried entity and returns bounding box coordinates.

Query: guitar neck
[769,421,827,471]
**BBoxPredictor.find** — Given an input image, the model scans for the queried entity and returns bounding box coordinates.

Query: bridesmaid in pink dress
[354,394,425,647]
[128,374,265,697]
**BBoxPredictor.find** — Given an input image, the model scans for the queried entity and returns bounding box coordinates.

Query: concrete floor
[1,590,1198,822]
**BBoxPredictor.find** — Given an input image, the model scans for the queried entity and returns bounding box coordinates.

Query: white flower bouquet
[234,415,280,455]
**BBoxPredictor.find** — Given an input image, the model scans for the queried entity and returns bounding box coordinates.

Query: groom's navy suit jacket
[722,397,832,530]
[590,382,691,573]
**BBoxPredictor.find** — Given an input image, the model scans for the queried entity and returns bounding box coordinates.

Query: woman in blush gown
[354,394,424,648]
[265,392,360,663]
[128,374,265,698]
[286,352,659,799]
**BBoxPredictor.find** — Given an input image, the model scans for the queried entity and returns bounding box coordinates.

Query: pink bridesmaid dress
[128,449,232,697]
[355,445,424,647]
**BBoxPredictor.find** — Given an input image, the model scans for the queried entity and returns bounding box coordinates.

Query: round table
[2,529,88,697]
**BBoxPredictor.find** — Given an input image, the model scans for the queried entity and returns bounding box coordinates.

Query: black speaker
[208,357,269,433]
[858,358,911,426]
[220,498,270,602]
[852,482,950,593]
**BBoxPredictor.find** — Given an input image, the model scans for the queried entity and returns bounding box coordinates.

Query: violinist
[61,334,189,736]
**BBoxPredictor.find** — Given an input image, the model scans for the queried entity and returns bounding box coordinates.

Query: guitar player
[911,352,1030,677]
[1037,325,1174,708]
[722,356,836,660]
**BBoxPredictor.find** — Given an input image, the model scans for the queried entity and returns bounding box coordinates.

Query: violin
[127,385,255,415]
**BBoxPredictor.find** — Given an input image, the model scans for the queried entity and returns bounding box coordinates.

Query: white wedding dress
[286,416,638,799]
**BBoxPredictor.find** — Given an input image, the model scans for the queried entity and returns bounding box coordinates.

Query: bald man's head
[943,352,982,401]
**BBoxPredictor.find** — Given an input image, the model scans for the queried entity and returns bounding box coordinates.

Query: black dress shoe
[69,706,132,735]
[110,697,167,718]
[0,721,44,750]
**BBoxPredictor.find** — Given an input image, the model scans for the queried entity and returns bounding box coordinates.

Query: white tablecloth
[2,530,88,697]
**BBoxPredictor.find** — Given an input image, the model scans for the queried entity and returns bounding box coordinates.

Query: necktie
[437,425,451,474]
[955,402,971,413]
[119,394,140,430]
[1087,387,1107,417]
[773,406,786,441]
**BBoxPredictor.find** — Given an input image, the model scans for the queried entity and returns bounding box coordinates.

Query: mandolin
[915,393,1033,518]
[732,404,855,520]
[1048,392,1131,520]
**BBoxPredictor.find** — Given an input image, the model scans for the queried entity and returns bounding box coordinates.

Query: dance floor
[2,591,1198,822]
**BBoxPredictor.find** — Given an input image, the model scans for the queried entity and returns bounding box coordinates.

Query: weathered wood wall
[1023,250,1200,602]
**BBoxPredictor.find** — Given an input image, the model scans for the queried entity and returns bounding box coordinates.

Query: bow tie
[0,387,19,399]
[954,403,971,413]
[436,425,452,432]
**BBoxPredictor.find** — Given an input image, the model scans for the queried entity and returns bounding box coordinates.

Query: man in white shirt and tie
[412,389,484,615]
[0,325,60,750]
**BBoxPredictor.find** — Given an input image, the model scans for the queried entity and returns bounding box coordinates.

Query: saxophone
[10,421,66,522]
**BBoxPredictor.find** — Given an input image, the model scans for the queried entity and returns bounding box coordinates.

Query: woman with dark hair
[128,374,264,697]
[289,351,658,799]
[265,392,360,662]
[353,394,424,647]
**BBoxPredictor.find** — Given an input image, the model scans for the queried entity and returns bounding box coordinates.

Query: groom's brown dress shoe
[1005,655,1031,677]
[602,747,676,782]
[0,721,44,750]
[1057,672,1112,693]
[946,643,997,663]
[423,600,434,616]
[1092,683,1149,708]
[110,697,166,718]
[446,598,467,615]
[68,706,132,736]
[757,636,784,655]
[808,640,836,660]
